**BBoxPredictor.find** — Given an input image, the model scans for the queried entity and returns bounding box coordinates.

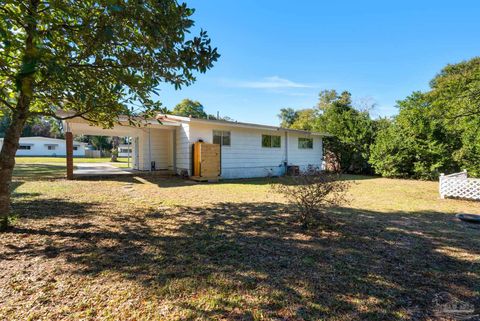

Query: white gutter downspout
[284,131,288,175]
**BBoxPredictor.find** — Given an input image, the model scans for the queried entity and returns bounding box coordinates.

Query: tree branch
[0,97,15,111]
[447,107,480,120]
[32,108,92,120]
[0,7,26,28]
[68,62,137,69]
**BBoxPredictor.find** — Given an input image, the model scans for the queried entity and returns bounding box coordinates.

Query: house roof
[157,114,330,136]
[59,111,330,136]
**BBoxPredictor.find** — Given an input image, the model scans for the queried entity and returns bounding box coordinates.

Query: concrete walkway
[74,162,134,177]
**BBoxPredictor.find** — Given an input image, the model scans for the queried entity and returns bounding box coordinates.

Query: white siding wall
[137,128,173,170]
[175,123,191,175]
[287,133,323,171]
[188,123,324,179]
[189,123,288,179]
[73,144,86,157]
[132,136,140,169]
[0,138,86,157]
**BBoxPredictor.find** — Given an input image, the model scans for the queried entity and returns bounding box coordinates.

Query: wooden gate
[192,142,220,180]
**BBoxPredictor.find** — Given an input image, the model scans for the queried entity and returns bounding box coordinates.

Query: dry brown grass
[1,170,479,320]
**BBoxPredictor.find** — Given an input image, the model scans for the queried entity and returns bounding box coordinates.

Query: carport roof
[63,115,179,136]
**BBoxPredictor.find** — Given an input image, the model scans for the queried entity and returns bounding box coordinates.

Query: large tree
[290,109,316,131]
[369,92,457,179]
[0,0,219,229]
[278,107,299,128]
[429,57,480,119]
[429,57,480,176]
[276,90,376,174]
[171,98,208,118]
[370,57,480,179]
[315,90,375,174]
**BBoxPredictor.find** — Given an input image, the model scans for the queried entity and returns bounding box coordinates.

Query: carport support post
[66,132,74,180]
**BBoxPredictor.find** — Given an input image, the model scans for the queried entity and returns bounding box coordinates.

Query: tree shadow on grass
[71,174,367,188]
[13,164,66,180]
[3,199,480,320]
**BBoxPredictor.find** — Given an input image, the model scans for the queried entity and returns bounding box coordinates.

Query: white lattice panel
[439,171,480,201]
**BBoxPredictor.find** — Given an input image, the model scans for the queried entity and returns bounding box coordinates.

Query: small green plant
[272,168,350,228]
[1,212,18,231]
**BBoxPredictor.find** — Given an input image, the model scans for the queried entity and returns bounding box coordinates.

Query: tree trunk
[0,0,38,230]
[111,136,119,162]
[0,105,29,230]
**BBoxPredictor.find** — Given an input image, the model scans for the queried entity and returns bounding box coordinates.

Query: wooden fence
[439,170,480,200]
[85,150,102,158]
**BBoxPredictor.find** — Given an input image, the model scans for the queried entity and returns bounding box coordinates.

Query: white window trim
[213,130,231,147]
[298,137,314,149]
[261,134,281,148]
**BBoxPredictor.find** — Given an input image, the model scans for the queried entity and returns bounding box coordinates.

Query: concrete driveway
[74,162,134,177]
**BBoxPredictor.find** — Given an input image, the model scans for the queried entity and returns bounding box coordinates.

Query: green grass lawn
[13,157,131,178]
[15,156,130,163]
[1,166,479,320]
[13,163,67,179]
[15,156,131,169]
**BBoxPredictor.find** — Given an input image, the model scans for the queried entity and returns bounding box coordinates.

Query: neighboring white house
[64,114,327,179]
[0,137,86,157]
[118,143,132,157]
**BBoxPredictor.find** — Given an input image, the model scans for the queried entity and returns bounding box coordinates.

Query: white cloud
[223,76,312,89]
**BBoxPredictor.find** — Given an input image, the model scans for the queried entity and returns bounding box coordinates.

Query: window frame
[298,137,314,149]
[262,134,281,148]
[213,130,231,146]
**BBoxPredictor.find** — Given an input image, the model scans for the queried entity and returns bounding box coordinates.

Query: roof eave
[188,117,330,136]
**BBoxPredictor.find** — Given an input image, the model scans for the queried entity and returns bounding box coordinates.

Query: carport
[63,117,180,179]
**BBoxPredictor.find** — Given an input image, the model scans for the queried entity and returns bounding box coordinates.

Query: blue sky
[157,0,480,125]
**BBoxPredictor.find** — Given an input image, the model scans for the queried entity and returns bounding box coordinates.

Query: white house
[0,137,86,157]
[64,114,326,179]
[118,143,133,157]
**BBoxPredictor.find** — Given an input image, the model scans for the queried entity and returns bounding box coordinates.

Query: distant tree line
[279,57,480,179]
[0,115,63,139]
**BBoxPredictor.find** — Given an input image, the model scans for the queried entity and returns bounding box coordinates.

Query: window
[262,134,281,148]
[298,137,313,149]
[120,148,131,153]
[19,145,31,150]
[47,145,56,150]
[73,146,78,151]
[213,130,231,146]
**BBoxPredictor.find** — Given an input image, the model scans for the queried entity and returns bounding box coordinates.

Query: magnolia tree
[0,0,219,229]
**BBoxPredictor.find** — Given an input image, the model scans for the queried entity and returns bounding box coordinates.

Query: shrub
[110,149,119,162]
[272,168,350,228]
